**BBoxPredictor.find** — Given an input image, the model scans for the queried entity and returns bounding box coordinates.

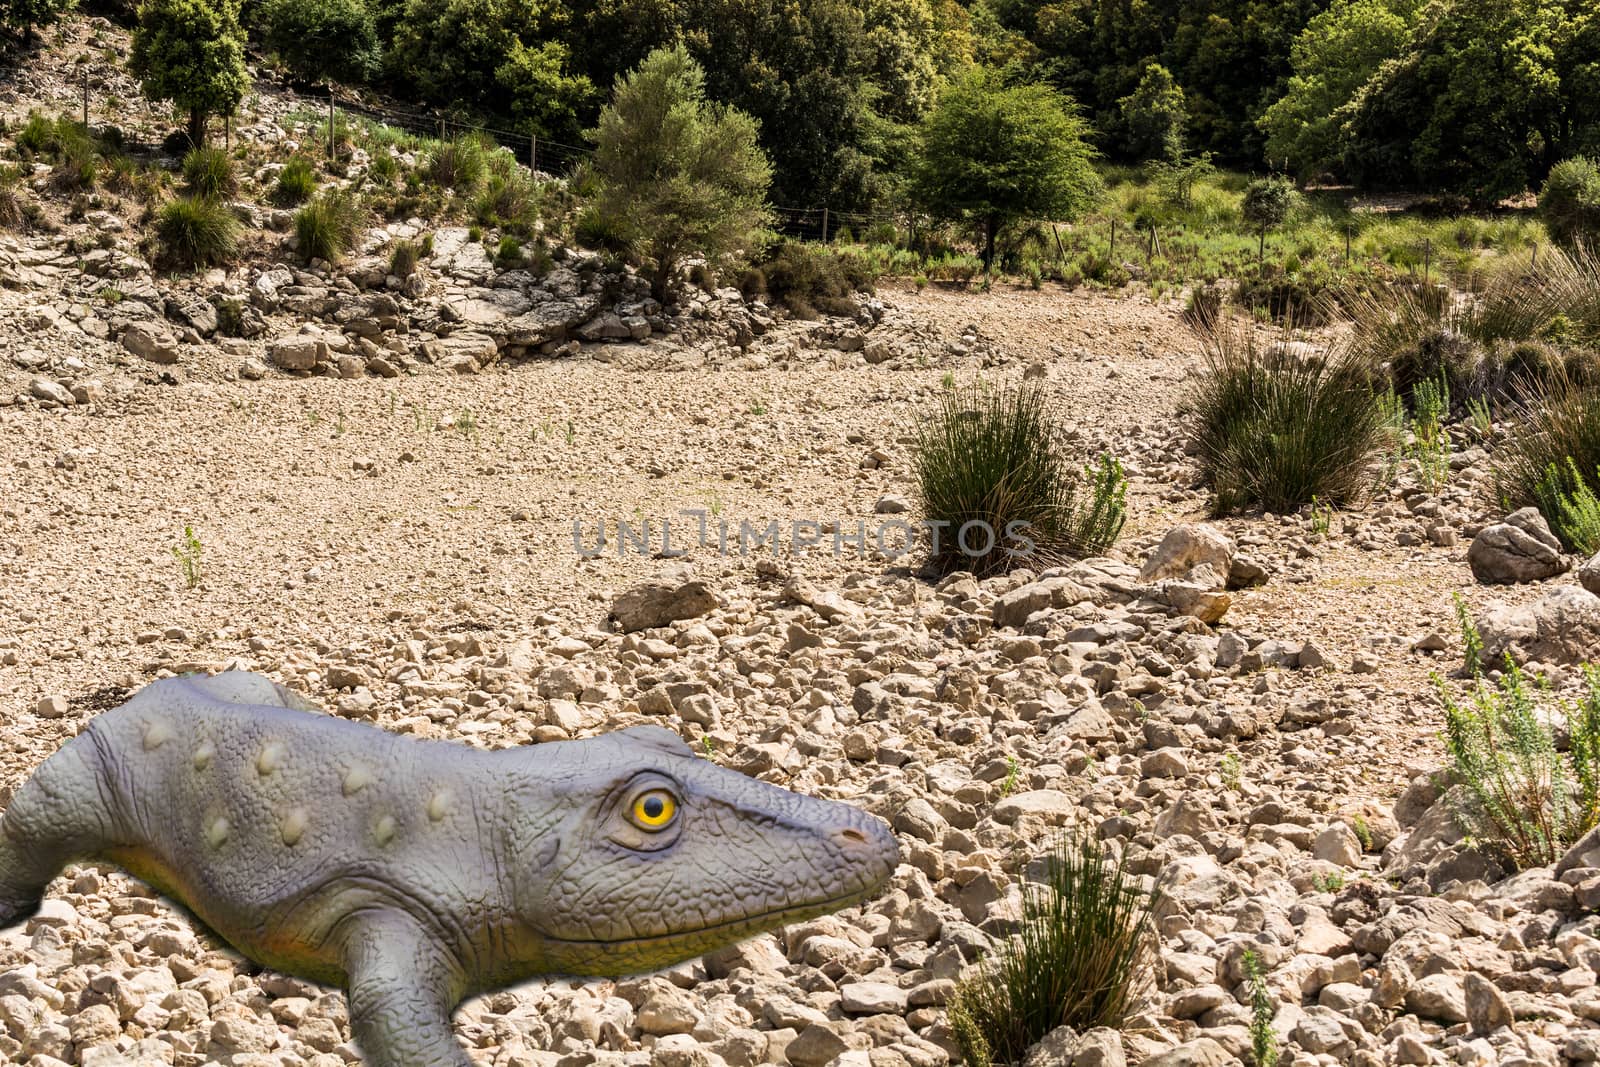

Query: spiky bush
[914,380,1127,577]
[389,235,427,278]
[275,155,316,205]
[1497,369,1600,548]
[1440,602,1600,870]
[155,195,239,268]
[182,147,236,199]
[0,165,22,229]
[1189,311,1396,513]
[474,162,538,236]
[426,135,486,194]
[1541,157,1600,251]
[294,188,364,264]
[948,834,1158,1066]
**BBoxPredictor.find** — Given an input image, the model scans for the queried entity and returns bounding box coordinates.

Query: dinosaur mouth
[544,882,883,955]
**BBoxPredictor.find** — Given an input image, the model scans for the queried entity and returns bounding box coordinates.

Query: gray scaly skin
[0,672,899,1067]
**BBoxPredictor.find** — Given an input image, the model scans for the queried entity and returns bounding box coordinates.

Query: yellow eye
[631,790,677,829]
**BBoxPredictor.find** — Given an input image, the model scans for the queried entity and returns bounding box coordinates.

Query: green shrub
[426,135,486,194]
[0,165,23,229]
[156,195,239,268]
[1541,157,1600,251]
[182,146,236,199]
[368,153,400,186]
[474,165,538,235]
[294,188,364,264]
[914,380,1127,577]
[14,111,56,156]
[573,205,628,252]
[947,833,1157,1066]
[761,240,875,317]
[1241,175,1297,233]
[1497,370,1600,548]
[389,236,426,278]
[494,234,523,268]
[275,155,316,205]
[1440,603,1600,870]
[1536,458,1600,555]
[1190,309,1396,513]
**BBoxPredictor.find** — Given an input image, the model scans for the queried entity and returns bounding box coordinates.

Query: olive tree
[912,68,1100,273]
[589,44,773,301]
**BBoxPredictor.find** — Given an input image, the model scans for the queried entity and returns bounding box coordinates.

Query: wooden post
[328,96,335,162]
[1052,224,1067,264]
[1109,217,1116,259]
[1258,230,1265,271]
[81,64,88,126]
[529,134,537,177]
[1345,225,1352,264]
[1533,242,1539,271]
[821,207,829,244]
[1423,237,1430,281]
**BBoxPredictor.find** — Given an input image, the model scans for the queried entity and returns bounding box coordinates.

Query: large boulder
[1467,507,1567,583]
[1580,551,1600,596]
[611,574,721,633]
[1140,524,1234,586]
[121,322,179,364]
[269,334,326,371]
[1477,585,1600,665]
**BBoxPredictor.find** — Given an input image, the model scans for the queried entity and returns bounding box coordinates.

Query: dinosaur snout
[829,813,899,892]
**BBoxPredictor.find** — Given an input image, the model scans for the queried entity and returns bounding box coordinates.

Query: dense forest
[8,0,1600,214]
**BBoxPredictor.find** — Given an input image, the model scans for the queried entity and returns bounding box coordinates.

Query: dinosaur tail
[0,731,114,927]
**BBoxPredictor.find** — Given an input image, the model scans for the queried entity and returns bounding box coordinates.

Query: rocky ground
[5,14,1600,1067]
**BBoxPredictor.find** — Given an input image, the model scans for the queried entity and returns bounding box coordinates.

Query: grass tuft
[294,188,365,264]
[426,135,487,194]
[155,195,240,268]
[275,155,317,205]
[914,380,1127,577]
[182,147,237,199]
[948,833,1158,1066]
[1189,309,1396,513]
[1496,368,1600,549]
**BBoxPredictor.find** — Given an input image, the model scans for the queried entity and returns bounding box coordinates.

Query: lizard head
[514,724,899,976]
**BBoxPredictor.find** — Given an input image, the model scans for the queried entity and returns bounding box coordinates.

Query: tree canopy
[130,0,248,148]
[912,68,1101,271]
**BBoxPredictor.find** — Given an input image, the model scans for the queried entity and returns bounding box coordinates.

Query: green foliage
[1498,370,1600,548]
[1439,610,1600,870]
[1241,175,1297,233]
[1244,949,1278,1067]
[589,45,773,302]
[0,0,73,45]
[389,235,426,277]
[156,195,240,268]
[473,157,538,235]
[1542,157,1600,251]
[493,233,522,267]
[130,0,248,148]
[1117,62,1187,163]
[255,0,382,84]
[1410,373,1452,493]
[913,380,1127,577]
[912,68,1101,271]
[1190,311,1396,513]
[0,164,21,229]
[759,241,877,318]
[947,833,1157,1066]
[426,135,487,194]
[275,154,316,205]
[182,146,236,199]
[294,188,365,263]
[1534,458,1600,556]
[171,525,203,589]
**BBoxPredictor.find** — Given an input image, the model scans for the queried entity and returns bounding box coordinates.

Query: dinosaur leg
[342,911,473,1067]
[0,735,114,926]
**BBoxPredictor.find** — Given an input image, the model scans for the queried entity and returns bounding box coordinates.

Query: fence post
[1423,237,1431,281]
[328,96,335,161]
[1109,217,1116,259]
[529,134,537,177]
[1345,225,1352,264]
[81,64,88,126]
[821,207,829,244]
[1052,223,1066,264]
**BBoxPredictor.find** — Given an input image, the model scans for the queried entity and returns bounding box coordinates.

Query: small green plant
[1411,373,1452,493]
[565,419,576,447]
[156,196,240,268]
[1535,457,1600,556]
[389,237,424,278]
[947,833,1158,1066]
[426,134,486,194]
[275,155,317,205]
[914,380,1127,577]
[1220,752,1242,791]
[1467,395,1493,440]
[1439,608,1600,869]
[1311,871,1345,893]
[182,147,237,199]
[0,164,24,229]
[1309,496,1332,536]
[1244,948,1278,1067]
[1351,814,1374,852]
[454,408,477,438]
[700,735,716,760]
[172,525,203,589]
[295,189,365,264]
[999,756,1020,798]
[1454,592,1484,676]
[494,234,523,269]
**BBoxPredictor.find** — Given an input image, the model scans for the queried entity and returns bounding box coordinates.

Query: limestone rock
[1477,586,1600,665]
[612,575,721,632]
[1467,508,1567,583]
[121,322,179,364]
[1140,524,1234,585]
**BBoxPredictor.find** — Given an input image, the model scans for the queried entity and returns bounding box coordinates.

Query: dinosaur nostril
[838,828,867,846]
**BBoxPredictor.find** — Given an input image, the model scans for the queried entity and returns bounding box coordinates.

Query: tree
[255,0,382,85]
[1257,0,1415,177]
[130,0,248,148]
[1,0,73,46]
[1541,157,1600,249]
[912,68,1100,273]
[1118,62,1186,162]
[589,45,773,302]
[1241,174,1296,266]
